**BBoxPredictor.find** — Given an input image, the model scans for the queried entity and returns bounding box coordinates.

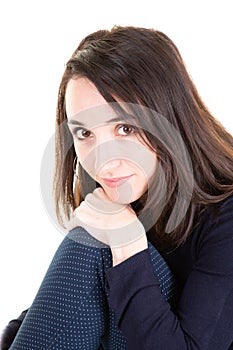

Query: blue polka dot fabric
[10,227,178,349]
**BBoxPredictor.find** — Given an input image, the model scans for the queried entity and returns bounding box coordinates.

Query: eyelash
[72,124,136,141]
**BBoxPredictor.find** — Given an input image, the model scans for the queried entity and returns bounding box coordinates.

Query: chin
[104,187,143,205]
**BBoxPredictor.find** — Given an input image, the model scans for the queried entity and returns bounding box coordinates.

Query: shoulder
[217,193,233,214]
[200,194,233,238]
[194,194,233,275]
[194,194,233,237]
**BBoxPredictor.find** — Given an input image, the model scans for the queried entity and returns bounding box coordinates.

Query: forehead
[65,77,148,131]
[66,77,124,129]
[65,77,107,117]
[67,105,129,130]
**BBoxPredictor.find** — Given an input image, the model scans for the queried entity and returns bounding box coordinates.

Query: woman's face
[65,77,157,204]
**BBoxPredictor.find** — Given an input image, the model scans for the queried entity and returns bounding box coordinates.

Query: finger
[78,199,144,246]
[93,187,107,199]
[93,187,122,203]
[71,209,110,246]
[85,192,126,214]
[93,187,114,203]
[103,218,146,249]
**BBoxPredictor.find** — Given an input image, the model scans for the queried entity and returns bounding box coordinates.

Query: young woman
[6,26,233,349]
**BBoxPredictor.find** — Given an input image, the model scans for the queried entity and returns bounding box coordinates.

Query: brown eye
[118,124,134,136]
[75,128,92,140]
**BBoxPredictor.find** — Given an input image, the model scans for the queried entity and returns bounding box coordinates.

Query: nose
[81,138,137,179]
[94,140,123,175]
[80,132,126,178]
[98,158,122,174]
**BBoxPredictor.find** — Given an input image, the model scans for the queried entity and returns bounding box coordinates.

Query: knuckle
[93,187,103,195]
[85,193,92,201]
[78,202,85,209]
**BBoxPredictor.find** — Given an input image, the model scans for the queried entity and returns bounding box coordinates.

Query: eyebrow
[67,120,85,126]
[67,115,133,127]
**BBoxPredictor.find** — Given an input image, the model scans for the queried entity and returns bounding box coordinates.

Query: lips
[102,175,133,188]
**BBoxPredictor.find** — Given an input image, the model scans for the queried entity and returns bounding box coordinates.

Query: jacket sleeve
[10,228,109,350]
[105,198,233,350]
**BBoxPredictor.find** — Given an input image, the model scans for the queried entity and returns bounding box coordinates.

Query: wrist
[111,235,148,266]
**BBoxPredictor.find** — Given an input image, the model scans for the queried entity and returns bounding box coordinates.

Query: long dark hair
[54,26,233,248]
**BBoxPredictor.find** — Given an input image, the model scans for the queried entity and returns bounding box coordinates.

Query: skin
[65,77,157,265]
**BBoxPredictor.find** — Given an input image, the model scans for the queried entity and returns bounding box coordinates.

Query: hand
[67,187,146,249]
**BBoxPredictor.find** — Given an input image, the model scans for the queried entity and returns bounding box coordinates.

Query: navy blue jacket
[9,229,177,349]
[106,195,233,349]
[9,195,233,349]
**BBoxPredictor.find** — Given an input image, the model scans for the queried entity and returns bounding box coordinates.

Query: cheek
[130,161,156,200]
[75,145,98,182]
[133,171,148,192]
[132,152,157,182]
[74,144,90,166]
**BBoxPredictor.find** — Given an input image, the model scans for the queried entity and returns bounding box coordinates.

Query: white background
[0,0,232,336]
